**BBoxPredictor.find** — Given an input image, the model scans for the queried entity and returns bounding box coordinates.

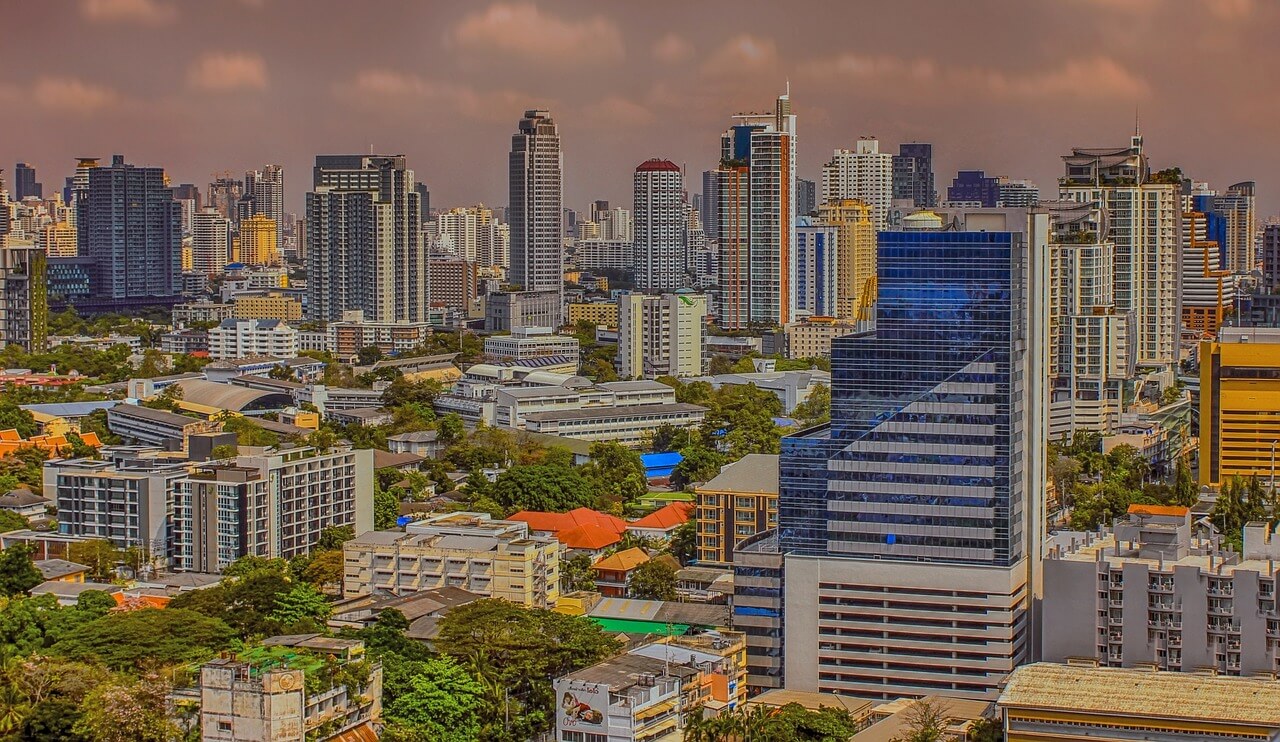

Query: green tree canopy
[384,656,485,742]
[0,543,43,597]
[491,464,596,513]
[627,559,678,601]
[50,608,234,669]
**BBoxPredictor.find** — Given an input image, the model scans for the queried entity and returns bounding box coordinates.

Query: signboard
[555,678,607,732]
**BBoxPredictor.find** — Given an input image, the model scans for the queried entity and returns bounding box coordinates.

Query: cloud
[81,0,176,25]
[1207,0,1255,20]
[652,33,693,64]
[334,69,539,123]
[578,96,656,128]
[701,34,779,78]
[453,3,623,63]
[976,56,1148,100]
[32,77,118,113]
[187,53,269,92]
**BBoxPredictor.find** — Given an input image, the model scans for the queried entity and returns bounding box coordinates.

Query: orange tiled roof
[1128,504,1190,517]
[112,593,171,610]
[557,523,622,551]
[0,429,102,457]
[592,546,650,573]
[628,502,694,531]
[509,507,627,535]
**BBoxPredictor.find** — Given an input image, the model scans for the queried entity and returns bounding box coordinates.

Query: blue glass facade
[779,229,1027,567]
[946,170,1001,207]
[795,219,838,317]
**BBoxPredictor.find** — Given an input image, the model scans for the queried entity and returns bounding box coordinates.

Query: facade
[891,142,936,208]
[1263,224,1280,294]
[243,164,285,246]
[325,317,434,359]
[998,177,1039,207]
[192,208,230,275]
[509,110,564,326]
[796,177,816,216]
[485,288,561,332]
[48,453,191,557]
[238,214,279,265]
[428,257,479,312]
[616,292,707,379]
[36,221,77,257]
[1060,135,1181,370]
[523,403,707,446]
[715,90,797,329]
[695,453,778,566]
[819,199,876,321]
[174,302,234,326]
[1182,207,1235,336]
[485,326,580,366]
[208,318,298,360]
[571,238,632,273]
[633,159,686,291]
[567,302,619,328]
[436,205,505,265]
[306,155,426,323]
[232,293,303,322]
[793,216,839,318]
[342,512,560,608]
[78,154,182,302]
[768,208,1049,700]
[822,138,893,230]
[1199,327,1280,486]
[0,243,47,351]
[946,170,1000,207]
[106,403,218,446]
[173,446,373,573]
[1043,506,1280,677]
[1216,181,1256,273]
[13,163,40,200]
[783,316,858,360]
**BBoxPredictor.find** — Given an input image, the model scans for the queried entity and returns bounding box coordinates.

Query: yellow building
[37,222,77,257]
[819,199,876,320]
[695,453,778,566]
[784,315,859,359]
[181,241,193,271]
[568,302,619,328]
[233,292,303,321]
[1199,328,1280,486]
[999,663,1280,741]
[239,214,280,265]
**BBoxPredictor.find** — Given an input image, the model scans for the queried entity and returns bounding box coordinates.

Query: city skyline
[0,1,1275,214]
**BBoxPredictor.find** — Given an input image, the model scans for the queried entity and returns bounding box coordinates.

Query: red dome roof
[635,158,681,172]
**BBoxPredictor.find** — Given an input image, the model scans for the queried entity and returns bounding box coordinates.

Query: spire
[1131,105,1143,155]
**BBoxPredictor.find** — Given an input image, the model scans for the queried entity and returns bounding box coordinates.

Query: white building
[794,217,839,319]
[509,110,564,326]
[484,326,580,367]
[572,238,632,273]
[821,138,894,230]
[633,160,686,291]
[617,292,706,379]
[208,318,298,360]
[191,207,230,275]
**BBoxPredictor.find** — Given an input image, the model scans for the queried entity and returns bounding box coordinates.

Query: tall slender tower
[245,165,285,244]
[822,138,893,229]
[633,159,685,291]
[509,110,564,326]
[191,207,231,274]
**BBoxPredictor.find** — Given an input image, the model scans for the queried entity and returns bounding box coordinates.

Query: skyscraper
[796,178,817,216]
[244,165,285,244]
[1215,181,1256,272]
[821,138,892,229]
[819,199,876,321]
[769,207,1049,700]
[714,89,797,329]
[946,170,1001,206]
[13,163,41,201]
[700,169,721,241]
[633,159,686,291]
[207,176,244,225]
[509,110,564,326]
[191,208,231,274]
[77,154,182,302]
[793,216,838,318]
[239,213,279,266]
[891,142,935,207]
[306,155,426,323]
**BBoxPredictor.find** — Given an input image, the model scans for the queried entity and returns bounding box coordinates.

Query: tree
[269,583,332,628]
[134,349,168,378]
[51,608,233,669]
[437,413,465,447]
[790,383,831,427]
[491,464,595,513]
[967,717,1003,742]
[628,559,678,600]
[702,384,783,460]
[383,377,441,409]
[375,487,402,530]
[670,444,725,490]
[168,567,292,638]
[1172,458,1197,508]
[0,403,36,439]
[0,509,28,534]
[316,525,355,551]
[73,673,180,742]
[384,656,485,742]
[302,550,345,589]
[560,553,596,593]
[356,346,384,366]
[267,364,294,381]
[668,520,697,565]
[649,422,695,453]
[211,444,239,460]
[583,442,647,508]
[891,698,950,742]
[0,544,43,597]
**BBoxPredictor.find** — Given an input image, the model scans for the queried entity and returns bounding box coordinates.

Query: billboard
[555,678,607,732]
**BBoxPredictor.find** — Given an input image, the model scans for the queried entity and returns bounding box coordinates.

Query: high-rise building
[0,243,47,351]
[1060,134,1181,370]
[700,170,720,240]
[1199,327,1280,487]
[796,177,817,216]
[633,159,686,292]
[998,177,1039,207]
[1262,224,1280,294]
[766,207,1049,700]
[821,138,892,229]
[1215,181,1256,273]
[1043,200,1135,437]
[238,214,279,266]
[191,207,231,275]
[207,176,244,225]
[78,154,182,302]
[244,164,285,244]
[1181,208,1234,336]
[437,205,505,267]
[306,155,426,323]
[509,110,564,326]
[793,216,838,318]
[818,199,876,321]
[616,292,706,378]
[13,163,41,201]
[714,89,797,329]
[169,183,200,235]
[36,222,77,258]
[891,142,936,207]
[946,170,1001,207]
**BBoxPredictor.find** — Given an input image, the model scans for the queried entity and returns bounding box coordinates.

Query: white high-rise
[617,292,706,379]
[245,165,284,243]
[191,207,230,274]
[633,159,686,291]
[821,138,894,230]
[509,109,564,326]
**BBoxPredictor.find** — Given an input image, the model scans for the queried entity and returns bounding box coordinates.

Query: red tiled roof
[508,507,627,535]
[628,502,694,531]
[557,523,622,550]
[635,158,680,172]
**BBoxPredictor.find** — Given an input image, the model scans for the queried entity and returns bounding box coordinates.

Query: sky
[1,0,1276,215]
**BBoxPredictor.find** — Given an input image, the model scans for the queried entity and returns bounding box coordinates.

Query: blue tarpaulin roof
[640,451,683,479]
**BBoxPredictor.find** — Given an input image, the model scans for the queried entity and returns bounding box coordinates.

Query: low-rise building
[48,334,143,353]
[106,403,218,447]
[696,454,779,566]
[0,487,50,518]
[524,403,706,446]
[690,369,830,414]
[626,502,693,541]
[326,407,394,427]
[484,326,580,367]
[342,512,560,608]
[386,431,444,459]
[591,547,651,597]
[208,319,298,361]
[783,316,860,360]
[484,289,561,332]
[327,316,435,360]
[231,292,304,322]
[173,302,235,327]
[567,302,619,329]
[159,329,209,355]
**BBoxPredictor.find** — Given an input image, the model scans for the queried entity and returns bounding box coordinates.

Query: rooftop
[109,403,201,427]
[557,523,622,550]
[0,488,49,508]
[628,502,693,531]
[35,559,90,580]
[592,547,650,572]
[508,507,627,535]
[698,453,779,494]
[1000,663,1280,726]
[523,402,705,423]
[172,378,291,412]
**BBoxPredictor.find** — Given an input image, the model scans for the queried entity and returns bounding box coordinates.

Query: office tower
[1043,201,1135,437]
[700,170,720,240]
[714,88,797,329]
[1216,181,1256,272]
[590,200,610,223]
[244,164,285,244]
[78,154,182,302]
[819,199,875,321]
[169,183,200,235]
[207,175,244,224]
[1182,208,1234,336]
[306,155,426,323]
[509,109,564,325]
[414,183,430,221]
[1199,328,1280,486]
[0,244,47,351]
[191,207,231,274]
[1263,225,1280,294]
[796,178,817,216]
[793,216,838,317]
[239,214,279,265]
[64,157,99,229]
[616,292,707,378]
[633,159,686,291]
[770,207,1049,700]
[1060,133,1181,370]
[13,163,41,200]
[998,178,1039,207]
[946,170,1001,206]
[821,138,892,231]
[892,142,936,207]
